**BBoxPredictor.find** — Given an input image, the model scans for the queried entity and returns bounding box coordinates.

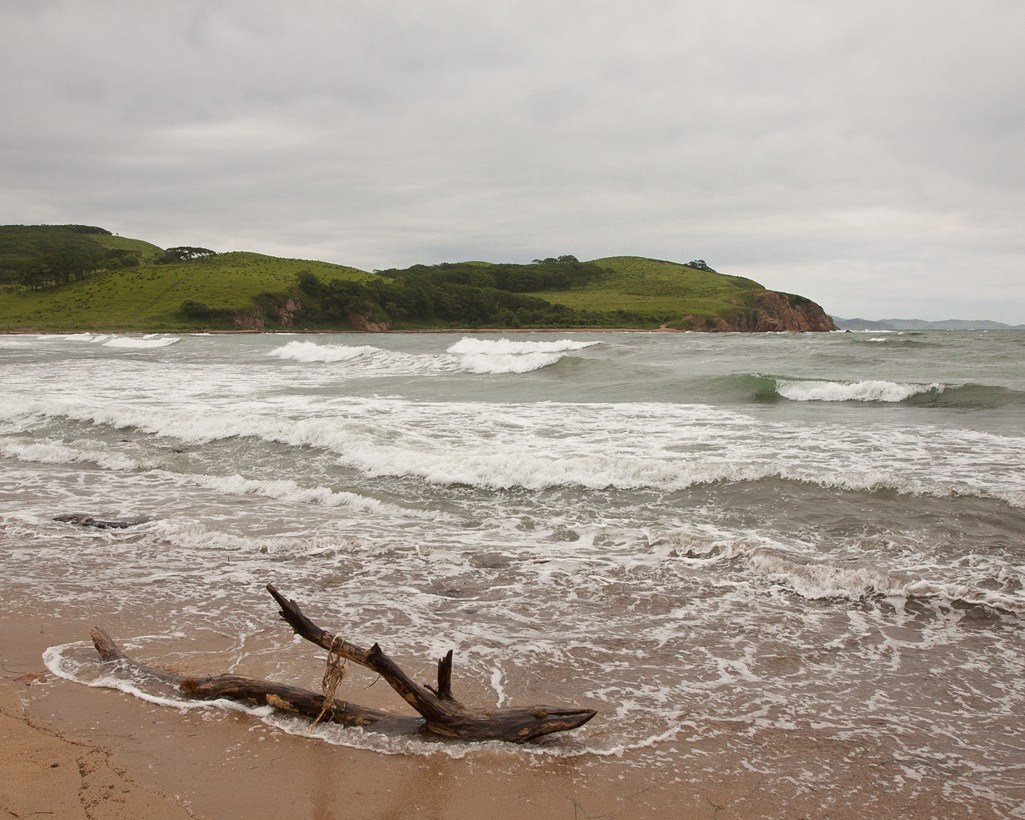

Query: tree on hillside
[687,259,716,272]
[531,254,579,264]
[157,246,217,263]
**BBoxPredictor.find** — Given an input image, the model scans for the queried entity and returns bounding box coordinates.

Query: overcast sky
[3,1,1024,322]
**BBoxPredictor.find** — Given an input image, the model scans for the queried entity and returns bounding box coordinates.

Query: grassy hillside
[0,251,370,331]
[0,225,820,332]
[537,256,764,325]
[90,233,165,263]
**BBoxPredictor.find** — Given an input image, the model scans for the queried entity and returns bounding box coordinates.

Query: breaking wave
[775,378,943,403]
[2,400,1022,507]
[267,337,599,376]
[269,341,391,363]
[446,337,598,375]
[101,334,180,348]
[727,374,1025,408]
[0,439,143,471]
[173,472,450,520]
[27,333,181,348]
[102,335,181,349]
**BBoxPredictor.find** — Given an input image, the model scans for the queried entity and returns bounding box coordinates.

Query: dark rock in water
[53,514,138,530]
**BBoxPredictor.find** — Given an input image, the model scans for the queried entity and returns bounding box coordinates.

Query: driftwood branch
[89,585,596,743]
[90,626,413,732]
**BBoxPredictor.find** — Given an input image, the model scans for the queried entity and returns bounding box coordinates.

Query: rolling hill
[0,226,835,332]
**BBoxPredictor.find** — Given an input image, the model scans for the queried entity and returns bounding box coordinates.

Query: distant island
[1,223,839,333]
[832,317,1025,331]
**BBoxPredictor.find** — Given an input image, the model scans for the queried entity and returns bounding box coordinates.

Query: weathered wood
[180,675,421,733]
[266,584,597,741]
[88,585,597,744]
[90,627,414,732]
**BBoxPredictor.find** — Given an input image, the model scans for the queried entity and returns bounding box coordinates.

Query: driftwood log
[90,583,596,743]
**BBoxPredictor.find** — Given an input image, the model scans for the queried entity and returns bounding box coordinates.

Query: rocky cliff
[680,291,837,332]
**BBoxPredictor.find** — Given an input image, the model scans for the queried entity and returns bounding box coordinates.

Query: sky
[2,1,1024,323]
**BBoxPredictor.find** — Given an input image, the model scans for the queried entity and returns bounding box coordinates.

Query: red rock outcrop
[345,310,391,332]
[680,291,836,332]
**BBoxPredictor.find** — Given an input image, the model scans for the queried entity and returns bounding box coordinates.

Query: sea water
[2,330,1024,810]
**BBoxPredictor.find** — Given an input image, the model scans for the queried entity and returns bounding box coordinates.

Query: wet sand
[1,605,997,819]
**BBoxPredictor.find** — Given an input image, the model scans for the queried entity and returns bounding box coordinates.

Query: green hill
[0,226,835,332]
[536,256,765,325]
[0,235,371,331]
[0,224,165,285]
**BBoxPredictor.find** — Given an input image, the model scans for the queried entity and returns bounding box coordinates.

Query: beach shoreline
[1,605,993,819]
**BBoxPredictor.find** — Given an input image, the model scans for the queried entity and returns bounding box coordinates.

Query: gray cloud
[2,0,1023,321]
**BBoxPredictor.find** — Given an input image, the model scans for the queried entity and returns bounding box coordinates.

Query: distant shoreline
[6,325,1021,336]
[1,326,688,335]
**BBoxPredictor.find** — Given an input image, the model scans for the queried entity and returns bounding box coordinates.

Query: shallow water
[2,330,1024,812]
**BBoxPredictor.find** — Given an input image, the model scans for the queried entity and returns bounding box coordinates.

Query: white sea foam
[456,351,564,374]
[102,335,181,349]
[902,580,1025,615]
[33,333,112,343]
[446,338,599,356]
[0,439,141,471]
[43,642,267,715]
[775,378,943,402]
[4,393,1024,505]
[722,540,1025,614]
[267,341,452,377]
[747,550,904,600]
[448,337,599,375]
[266,337,597,376]
[176,472,450,520]
[268,341,382,363]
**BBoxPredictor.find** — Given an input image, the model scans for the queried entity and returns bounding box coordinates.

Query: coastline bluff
[680,290,837,333]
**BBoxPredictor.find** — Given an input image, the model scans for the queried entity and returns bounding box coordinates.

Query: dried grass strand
[309,635,347,731]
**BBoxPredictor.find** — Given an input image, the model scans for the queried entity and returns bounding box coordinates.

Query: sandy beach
[2,606,992,819]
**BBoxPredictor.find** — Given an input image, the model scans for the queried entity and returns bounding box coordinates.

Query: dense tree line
[15,246,141,289]
[375,257,605,294]
[292,263,593,328]
[1,226,217,288]
[0,225,136,287]
[232,260,651,329]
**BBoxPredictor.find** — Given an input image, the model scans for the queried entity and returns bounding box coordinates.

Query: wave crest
[446,338,599,356]
[266,337,600,376]
[268,341,381,363]
[775,378,942,403]
[766,376,1024,408]
[448,337,599,375]
[102,335,181,349]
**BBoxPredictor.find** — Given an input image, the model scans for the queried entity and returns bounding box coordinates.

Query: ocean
[2,330,1024,814]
